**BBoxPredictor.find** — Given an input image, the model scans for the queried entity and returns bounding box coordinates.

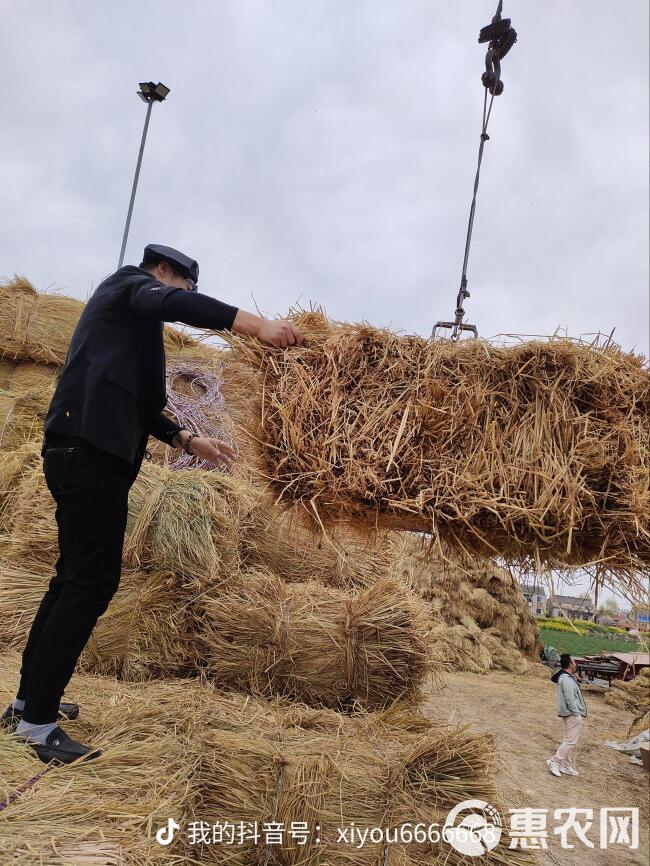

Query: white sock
[14,719,58,744]
[12,697,26,711]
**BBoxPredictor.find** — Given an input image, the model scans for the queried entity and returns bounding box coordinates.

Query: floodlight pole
[118,82,170,268]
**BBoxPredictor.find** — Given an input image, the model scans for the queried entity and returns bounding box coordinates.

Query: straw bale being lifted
[229,311,650,581]
[201,570,431,709]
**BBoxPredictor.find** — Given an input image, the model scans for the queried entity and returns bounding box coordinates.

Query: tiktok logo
[156,818,180,845]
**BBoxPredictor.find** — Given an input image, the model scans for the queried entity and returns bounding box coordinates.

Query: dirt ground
[423,667,649,866]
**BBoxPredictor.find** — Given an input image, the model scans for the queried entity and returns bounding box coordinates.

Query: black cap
[142,244,199,287]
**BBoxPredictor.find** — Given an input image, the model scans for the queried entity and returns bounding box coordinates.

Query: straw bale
[123,460,258,577]
[0,275,220,369]
[0,277,83,365]
[604,667,650,715]
[0,440,43,535]
[1,452,259,579]
[481,629,530,674]
[201,570,431,709]
[197,694,529,866]
[241,503,406,589]
[0,386,51,452]
[429,620,493,674]
[0,650,206,865]
[229,312,650,581]
[0,556,210,678]
[0,357,59,393]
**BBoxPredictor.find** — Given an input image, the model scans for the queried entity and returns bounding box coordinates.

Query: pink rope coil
[163,362,237,472]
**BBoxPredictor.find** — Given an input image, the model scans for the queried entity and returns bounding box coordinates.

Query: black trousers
[17,437,137,724]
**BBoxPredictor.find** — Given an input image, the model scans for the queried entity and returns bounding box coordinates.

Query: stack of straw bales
[0,442,431,709]
[397,534,539,673]
[1,649,529,866]
[0,278,542,863]
[0,278,543,682]
[227,310,650,585]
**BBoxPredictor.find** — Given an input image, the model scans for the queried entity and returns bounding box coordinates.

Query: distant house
[548,594,595,621]
[519,582,547,617]
[614,613,635,631]
[630,606,650,633]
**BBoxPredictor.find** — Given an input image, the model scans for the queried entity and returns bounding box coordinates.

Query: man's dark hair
[560,653,573,669]
[139,253,167,272]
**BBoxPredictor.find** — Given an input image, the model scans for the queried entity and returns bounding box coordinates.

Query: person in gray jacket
[547,653,587,777]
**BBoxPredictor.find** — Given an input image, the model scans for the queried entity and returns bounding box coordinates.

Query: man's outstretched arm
[127,276,304,347]
[161,291,304,347]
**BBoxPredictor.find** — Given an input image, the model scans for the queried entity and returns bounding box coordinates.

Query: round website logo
[442,799,503,857]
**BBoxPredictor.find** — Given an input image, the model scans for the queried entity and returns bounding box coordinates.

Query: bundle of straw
[0,556,214,678]
[1,451,258,579]
[123,460,258,578]
[0,386,51,452]
[198,694,529,866]
[481,628,530,674]
[0,357,58,393]
[241,503,406,589]
[230,312,650,581]
[0,650,206,865]
[201,570,431,709]
[79,568,208,680]
[428,618,494,674]
[0,277,83,365]
[604,667,650,715]
[0,275,221,368]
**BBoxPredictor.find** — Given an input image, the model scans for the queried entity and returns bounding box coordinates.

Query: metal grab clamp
[432,277,478,341]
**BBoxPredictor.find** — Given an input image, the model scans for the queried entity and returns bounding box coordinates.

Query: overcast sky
[1,1,648,602]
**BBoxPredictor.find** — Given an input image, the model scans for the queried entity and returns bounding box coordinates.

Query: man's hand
[189,437,237,470]
[257,319,304,348]
[232,310,304,347]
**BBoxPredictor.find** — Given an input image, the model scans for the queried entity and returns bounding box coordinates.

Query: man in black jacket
[1,244,303,764]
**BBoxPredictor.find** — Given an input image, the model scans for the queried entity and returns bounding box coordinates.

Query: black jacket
[42,266,238,471]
